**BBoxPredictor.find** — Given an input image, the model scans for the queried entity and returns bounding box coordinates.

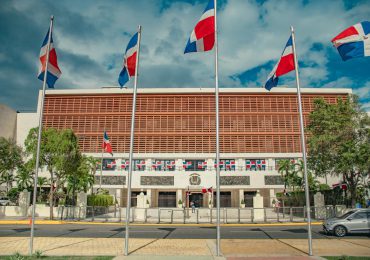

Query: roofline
[44,87,353,95]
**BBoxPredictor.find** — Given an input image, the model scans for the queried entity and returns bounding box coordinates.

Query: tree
[307,96,370,206]
[37,177,48,202]
[15,165,33,191]
[24,127,81,219]
[0,137,23,193]
[277,159,296,191]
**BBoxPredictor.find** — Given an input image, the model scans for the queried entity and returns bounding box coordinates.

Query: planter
[240,204,245,208]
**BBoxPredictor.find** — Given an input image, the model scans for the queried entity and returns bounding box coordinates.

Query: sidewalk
[1,237,369,258]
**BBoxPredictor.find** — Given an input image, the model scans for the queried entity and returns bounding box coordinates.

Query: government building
[15,87,350,208]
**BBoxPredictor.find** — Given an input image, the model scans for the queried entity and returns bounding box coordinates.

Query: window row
[98,158,297,171]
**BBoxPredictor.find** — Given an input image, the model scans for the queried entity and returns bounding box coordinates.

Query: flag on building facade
[184,0,215,53]
[118,32,139,87]
[183,161,192,169]
[166,160,176,170]
[198,161,207,169]
[103,131,113,155]
[152,160,163,169]
[265,36,295,91]
[121,159,129,170]
[38,29,62,88]
[225,160,235,170]
[331,21,370,61]
[136,160,146,170]
[214,160,224,169]
[106,159,116,169]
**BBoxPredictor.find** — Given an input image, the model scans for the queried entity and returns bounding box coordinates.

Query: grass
[323,257,370,260]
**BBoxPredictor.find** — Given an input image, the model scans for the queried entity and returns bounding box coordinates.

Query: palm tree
[37,177,48,202]
[277,159,295,192]
[295,160,319,191]
[15,166,33,191]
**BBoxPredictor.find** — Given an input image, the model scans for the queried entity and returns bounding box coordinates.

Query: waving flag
[118,32,139,87]
[331,21,370,61]
[265,36,295,91]
[184,0,215,53]
[38,29,61,88]
[103,131,113,155]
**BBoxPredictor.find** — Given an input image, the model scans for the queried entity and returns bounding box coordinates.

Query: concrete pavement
[1,237,369,258]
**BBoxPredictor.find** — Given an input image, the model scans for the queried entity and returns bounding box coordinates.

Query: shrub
[178,199,182,204]
[87,194,114,206]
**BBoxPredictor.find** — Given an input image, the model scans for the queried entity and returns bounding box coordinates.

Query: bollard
[78,206,81,221]
[118,207,121,222]
[114,204,117,218]
[196,208,199,224]
[277,207,280,222]
[210,208,213,224]
[238,208,240,223]
[92,206,95,222]
[60,206,64,221]
[251,208,254,223]
[158,208,161,224]
[145,208,148,223]
[183,208,186,224]
[264,208,267,222]
[290,207,293,222]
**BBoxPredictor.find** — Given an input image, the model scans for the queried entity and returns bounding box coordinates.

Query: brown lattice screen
[42,92,346,153]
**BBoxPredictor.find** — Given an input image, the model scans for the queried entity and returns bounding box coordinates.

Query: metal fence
[54,205,348,223]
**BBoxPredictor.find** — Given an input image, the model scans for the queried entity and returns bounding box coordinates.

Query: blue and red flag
[118,32,139,87]
[331,21,370,61]
[103,131,113,155]
[38,29,61,88]
[265,36,295,91]
[184,0,215,53]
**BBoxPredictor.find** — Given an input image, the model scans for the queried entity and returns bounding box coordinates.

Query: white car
[0,197,10,206]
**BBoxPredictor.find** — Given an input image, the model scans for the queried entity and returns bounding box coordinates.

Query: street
[1,224,369,239]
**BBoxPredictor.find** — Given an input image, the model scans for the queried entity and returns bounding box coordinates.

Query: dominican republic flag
[183,161,192,169]
[184,0,215,53]
[106,159,116,169]
[38,29,61,88]
[136,160,146,169]
[118,32,139,87]
[102,132,113,155]
[226,160,235,169]
[121,160,129,170]
[166,160,176,169]
[331,21,370,61]
[198,161,207,169]
[265,36,295,91]
[214,160,224,168]
[152,160,163,169]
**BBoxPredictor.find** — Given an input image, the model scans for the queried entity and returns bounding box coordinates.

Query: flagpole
[213,0,221,256]
[291,26,313,256]
[124,25,142,256]
[29,15,54,255]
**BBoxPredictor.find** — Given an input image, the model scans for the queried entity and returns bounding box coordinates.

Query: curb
[0,220,323,226]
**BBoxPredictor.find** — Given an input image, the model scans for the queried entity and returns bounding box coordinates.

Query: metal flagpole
[124,25,142,256]
[99,149,103,190]
[214,0,221,256]
[29,15,54,255]
[290,25,313,256]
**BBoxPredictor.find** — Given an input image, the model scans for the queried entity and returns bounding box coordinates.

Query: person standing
[191,201,195,213]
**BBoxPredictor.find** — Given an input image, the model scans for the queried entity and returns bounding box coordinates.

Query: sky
[0,0,369,112]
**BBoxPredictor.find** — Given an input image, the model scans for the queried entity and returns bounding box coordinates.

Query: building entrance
[158,192,176,207]
[189,193,203,208]
[244,191,257,207]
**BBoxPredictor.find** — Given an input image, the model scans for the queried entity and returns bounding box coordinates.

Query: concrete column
[269,189,275,207]
[177,189,182,208]
[18,191,30,217]
[146,189,152,207]
[239,189,244,206]
[253,190,264,221]
[77,192,87,218]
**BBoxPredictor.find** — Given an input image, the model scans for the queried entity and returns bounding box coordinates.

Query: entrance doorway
[189,193,203,208]
[213,192,231,207]
[158,192,176,207]
[244,191,257,207]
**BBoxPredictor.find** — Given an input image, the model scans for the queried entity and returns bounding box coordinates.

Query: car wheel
[334,225,347,237]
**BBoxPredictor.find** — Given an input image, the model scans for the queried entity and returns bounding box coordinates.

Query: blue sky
[0,0,369,111]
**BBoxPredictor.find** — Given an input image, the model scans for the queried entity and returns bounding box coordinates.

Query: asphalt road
[0,224,369,239]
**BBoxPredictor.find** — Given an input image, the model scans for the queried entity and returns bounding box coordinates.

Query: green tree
[15,165,33,191]
[277,159,296,191]
[24,127,81,219]
[0,137,23,193]
[294,160,319,192]
[307,96,370,206]
[37,177,48,202]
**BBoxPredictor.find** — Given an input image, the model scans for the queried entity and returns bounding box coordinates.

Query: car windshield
[338,210,356,219]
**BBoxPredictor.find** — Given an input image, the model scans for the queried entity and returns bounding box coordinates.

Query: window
[214,159,236,171]
[183,160,206,171]
[134,159,146,171]
[102,158,117,171]
[245,159,266,171]
[352,212,367,220]
[152,160,176,171]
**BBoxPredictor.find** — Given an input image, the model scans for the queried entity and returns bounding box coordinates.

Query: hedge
[87,194,114,206]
